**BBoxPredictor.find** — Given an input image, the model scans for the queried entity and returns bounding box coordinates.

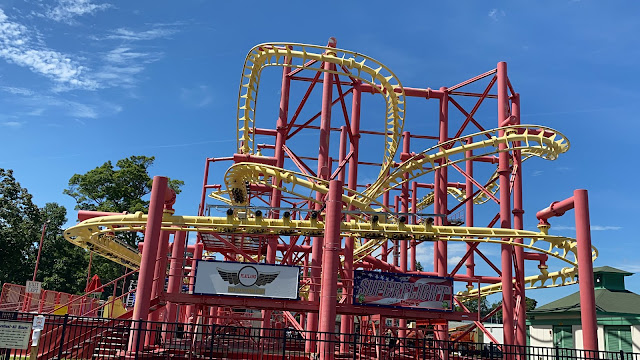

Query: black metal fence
[0,311,637,360]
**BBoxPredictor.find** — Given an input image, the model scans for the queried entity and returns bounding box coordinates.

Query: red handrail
[50,268,138,314]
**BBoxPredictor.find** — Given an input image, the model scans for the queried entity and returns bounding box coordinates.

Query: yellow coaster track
[64,212,596,299]
[64,41,595,303]
[237,42,405,198]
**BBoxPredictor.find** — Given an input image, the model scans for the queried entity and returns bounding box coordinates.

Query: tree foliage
[36,203,88,294]
[63,155,184,292]
[64,156,184,216]
[0,169,42,287]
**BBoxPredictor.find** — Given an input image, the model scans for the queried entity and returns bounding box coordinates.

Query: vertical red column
[381,188,389,264]
[165,231,187,323]
[574,189,598,353]
[150,231,170,320]
[497,61,515,347]
[186,242,203,327]
[399,131,410,341]
[465,138,475,279]
[307,37,336,351]
[318,180,343,360]
[436,87,449,343]
[340,81,360,350]
[264,45,292,332]
[512,94,527,348]
[128,176,167,354]
[410,181,417,272]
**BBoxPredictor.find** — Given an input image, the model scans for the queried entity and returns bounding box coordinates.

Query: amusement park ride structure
[63,38,600,355]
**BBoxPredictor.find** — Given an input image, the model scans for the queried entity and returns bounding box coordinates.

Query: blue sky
[0,0,638,306]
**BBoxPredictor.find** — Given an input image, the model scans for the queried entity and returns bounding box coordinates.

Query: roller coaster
[63,38,600,354]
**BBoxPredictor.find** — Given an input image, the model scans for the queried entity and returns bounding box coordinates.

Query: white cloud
[1,121,24,127]
[44,0,111,24]
[106,27,177,41]
[615,264,640,273]
[93,47,163,88]
[0,86,33,96]
[552,225,622,231]
[532,170,544,177]
[180,85,213,108]
[8,93,121,119]
[488,8,505,21]
[591,225,622,231]
[0,9,97,89]
[448,256,463,265]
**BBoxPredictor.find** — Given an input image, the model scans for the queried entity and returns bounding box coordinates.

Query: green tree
[36,203,88,294]
[456,297,492,316]
[415,261,424,272]
[64,155,184,291]
[64,156,184,221]
[0,169,42,287]
[488,296,538,320]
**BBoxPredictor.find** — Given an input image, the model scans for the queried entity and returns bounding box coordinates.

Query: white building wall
[631,325,640,353]
[573,325,583,350]
[480,324,504,344]
[529,325,553,348]
[530,324,640,352]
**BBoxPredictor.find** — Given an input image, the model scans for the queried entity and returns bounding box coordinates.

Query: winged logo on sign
[217,266,279,287]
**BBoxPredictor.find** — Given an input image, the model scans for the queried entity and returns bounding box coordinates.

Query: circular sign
[238,266,259,287]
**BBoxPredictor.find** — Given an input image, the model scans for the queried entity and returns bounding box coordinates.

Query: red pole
[164,231,187,338]
[465,138,475,279]
[339,81,360,345]
[186,242,203,326]
[399,131,410,342]
[497,62,515,347]
[512,93,527,348]
[150,231,170,317]
[436,87,449,343]
[32,221,48,281]
[128,176,167,354]
[307,37,336,351]
[410,181,417,271]
[262,46,292,332]
[574,189,598,353]
[318,180,342,360]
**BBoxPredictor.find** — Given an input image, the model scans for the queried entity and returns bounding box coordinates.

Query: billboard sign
[194,260,300,300]
[353,270,453,311]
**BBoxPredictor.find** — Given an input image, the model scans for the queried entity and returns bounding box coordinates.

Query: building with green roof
[527,266,639,353]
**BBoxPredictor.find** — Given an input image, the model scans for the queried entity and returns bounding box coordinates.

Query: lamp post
[32,220,49,282]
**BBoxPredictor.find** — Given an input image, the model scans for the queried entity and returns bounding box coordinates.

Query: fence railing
[0,311,637,360]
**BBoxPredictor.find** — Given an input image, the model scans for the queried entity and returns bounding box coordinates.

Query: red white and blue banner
[194,260,300,300]
[353,270,453,311]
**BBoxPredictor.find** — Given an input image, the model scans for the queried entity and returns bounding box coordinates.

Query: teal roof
[530,288,640,315]
[593,266,633,275]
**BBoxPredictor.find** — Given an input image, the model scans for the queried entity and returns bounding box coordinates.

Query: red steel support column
[318,180,343,360]
[574,189,598,353]
[382,189,389,263]
[165,231,187,323]
[186,242,203,325]
[497,61,515,346]
[410,181,417,272]
[150,231,170,319]
[512,93,526,347]
[264,44,292,332]
[338,126,347,183]
[465,138,475,278]
[436,87,449,343]
[307,38,336,350]
[128,176,167,354]
[340,82,360,349]
[399,131,410,341]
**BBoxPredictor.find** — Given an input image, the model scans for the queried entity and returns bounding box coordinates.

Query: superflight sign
[353,270,453,311]
[194,260,300,300]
